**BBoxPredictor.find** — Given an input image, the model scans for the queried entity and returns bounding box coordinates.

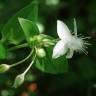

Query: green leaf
[0,42,7,59]
[35,46,68,74]
[18,18,39,46]
[1,1,38,45]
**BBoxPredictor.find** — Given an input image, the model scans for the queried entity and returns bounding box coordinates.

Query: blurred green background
[0,0,96,96]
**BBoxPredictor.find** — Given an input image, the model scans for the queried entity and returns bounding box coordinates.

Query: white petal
[52,40,68,59]
[66,49,74,59]
[57,20,72,40]
[73,18,77,37]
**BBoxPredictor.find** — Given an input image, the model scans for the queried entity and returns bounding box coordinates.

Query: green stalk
[10,49,34,67]
[8,43,28,51]
[23,54,36,75]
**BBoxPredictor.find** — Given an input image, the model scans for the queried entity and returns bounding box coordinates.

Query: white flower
[52,19,90,59]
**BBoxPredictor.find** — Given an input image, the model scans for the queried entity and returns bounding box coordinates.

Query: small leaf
[1,1,38,45]
[35,46,68,74]
[18,18,39,46]
[0,42,7,59]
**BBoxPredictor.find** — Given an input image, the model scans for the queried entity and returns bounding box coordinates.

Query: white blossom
[52,19,90,59]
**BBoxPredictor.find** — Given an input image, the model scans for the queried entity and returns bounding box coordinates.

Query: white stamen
[81,37,91,40]
[80,48,88,55]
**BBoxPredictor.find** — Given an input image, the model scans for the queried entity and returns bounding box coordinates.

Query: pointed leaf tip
[18,18,27,24]
[18,17,23,21]
[18,18,39,47]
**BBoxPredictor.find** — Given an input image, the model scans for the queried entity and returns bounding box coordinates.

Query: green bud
[36,48,46,58]
[42,39,49,43]
[13,73,25,88]
[36,35,43,42]
[0,64,10,73]
[29,35,43,46]
[43,39,55,47]
[29,38,35,42]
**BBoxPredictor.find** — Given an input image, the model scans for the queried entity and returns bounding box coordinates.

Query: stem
[23,54,36,75]
[10,49,34,67]
[8,43,28,51]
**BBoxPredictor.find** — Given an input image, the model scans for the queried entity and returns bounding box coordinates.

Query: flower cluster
[0,18,90,88]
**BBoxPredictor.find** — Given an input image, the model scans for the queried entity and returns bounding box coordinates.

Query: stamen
[83,41,89,43]
[81,48,88,55]
[83,45,88,49]
[81,37,91,40]
[84,42,91,45]
[77,34,82,37]
[72,32,75,35]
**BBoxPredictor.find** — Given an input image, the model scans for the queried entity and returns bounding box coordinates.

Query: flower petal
[73,18,77,37]
[57,20,72,40]
[66,49,74,59]
[52,40,68,59]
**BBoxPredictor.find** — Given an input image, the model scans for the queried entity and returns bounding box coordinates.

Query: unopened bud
[37,48,46,58]
[0,64,10,73]
[13,73,25,88]
[43,39,55,47]
[29,35,43,45]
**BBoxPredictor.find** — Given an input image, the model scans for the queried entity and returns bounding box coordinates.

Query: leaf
[35,46,68,74]
[1,1,38,45]
[18,18,39,46]
[0,42,7,59]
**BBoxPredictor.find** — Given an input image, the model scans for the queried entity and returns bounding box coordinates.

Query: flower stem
[10,49,34,67]
[23,54,36,75]
[8,43,28,51]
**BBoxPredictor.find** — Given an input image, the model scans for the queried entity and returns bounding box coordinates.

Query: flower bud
[13,73,25,88]
[0,64,10,73]
[43,39,55,47]
[36,48,46,58]
[29,35,43,46]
